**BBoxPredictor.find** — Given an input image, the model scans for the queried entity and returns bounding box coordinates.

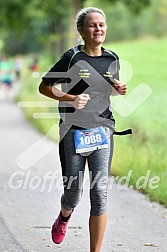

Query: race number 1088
[80,134,102,145]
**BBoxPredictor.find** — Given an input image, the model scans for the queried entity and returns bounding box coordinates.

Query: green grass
[17,37,167,206]
[16,57,60,142]
[105,37,167,205]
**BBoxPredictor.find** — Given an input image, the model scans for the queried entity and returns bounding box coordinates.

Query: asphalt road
[0,100,167,252]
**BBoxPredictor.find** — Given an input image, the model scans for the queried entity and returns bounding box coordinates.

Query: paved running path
[0,100,167,252]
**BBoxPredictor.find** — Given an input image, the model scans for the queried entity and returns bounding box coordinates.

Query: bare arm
[39,81,90,109]
[39,80,76,102]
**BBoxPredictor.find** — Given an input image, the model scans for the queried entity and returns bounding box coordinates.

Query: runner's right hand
[72,94,90,109]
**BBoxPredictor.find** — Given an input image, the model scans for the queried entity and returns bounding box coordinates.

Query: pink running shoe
[51,212,71,244]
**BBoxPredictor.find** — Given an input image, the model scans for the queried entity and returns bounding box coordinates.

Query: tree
[68,0,84,46]
[0,0,71,56]
[0,0,153,56]
[108,0,151,14]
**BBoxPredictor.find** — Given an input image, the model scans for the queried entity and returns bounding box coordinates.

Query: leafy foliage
[108,0,151,14]
[1,0,167,55]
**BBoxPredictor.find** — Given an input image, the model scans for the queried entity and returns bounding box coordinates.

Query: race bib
[74,126,108,154]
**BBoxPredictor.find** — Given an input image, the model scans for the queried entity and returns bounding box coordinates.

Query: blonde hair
[76,7,106,33]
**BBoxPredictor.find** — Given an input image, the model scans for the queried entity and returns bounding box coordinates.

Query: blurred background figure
[0,55,14,101]
[14,54,23,81]
[29,57,39,72]
[12,54,24,97]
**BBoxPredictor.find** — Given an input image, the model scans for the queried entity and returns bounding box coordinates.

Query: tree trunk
[68,0,84,48]
[50,0,84,58]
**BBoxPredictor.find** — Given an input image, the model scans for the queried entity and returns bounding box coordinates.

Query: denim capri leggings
[59,127,114,216]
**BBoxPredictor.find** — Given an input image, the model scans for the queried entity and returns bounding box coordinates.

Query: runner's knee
[90,187,107,216]
[61,189,82,210]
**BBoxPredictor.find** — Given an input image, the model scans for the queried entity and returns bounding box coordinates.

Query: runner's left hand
[113,79,127,95]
